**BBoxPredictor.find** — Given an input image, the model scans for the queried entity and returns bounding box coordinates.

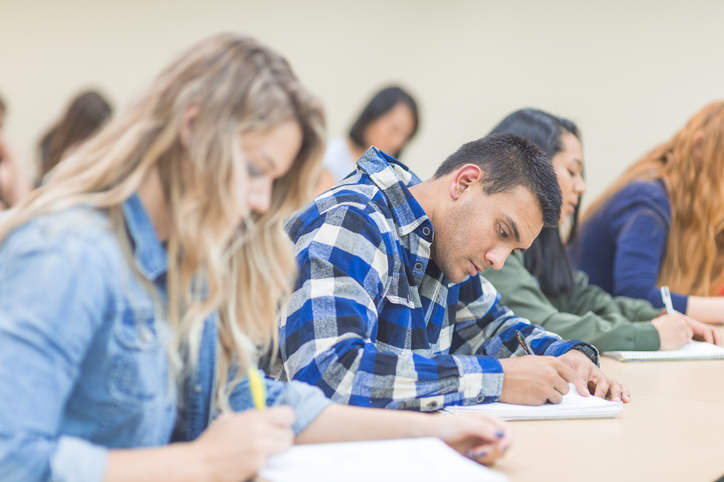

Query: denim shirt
[0,195,331,482]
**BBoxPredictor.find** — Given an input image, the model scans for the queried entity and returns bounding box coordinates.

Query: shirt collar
[357,147,433,238]
[122,193,168,281]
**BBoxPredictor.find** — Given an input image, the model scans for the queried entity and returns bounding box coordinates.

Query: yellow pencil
[248,367,267,410]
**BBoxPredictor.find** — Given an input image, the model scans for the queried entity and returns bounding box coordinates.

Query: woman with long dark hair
[482,108,720,351]
[315,85,419,193]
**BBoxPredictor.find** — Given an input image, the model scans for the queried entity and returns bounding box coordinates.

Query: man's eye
[499,225,508,239]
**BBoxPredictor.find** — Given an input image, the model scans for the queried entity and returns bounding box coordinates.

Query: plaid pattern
[280,148,598,410]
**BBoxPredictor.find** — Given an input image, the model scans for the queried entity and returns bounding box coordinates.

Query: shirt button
[414,262,423,271]
[475,394,485,403]
[422,226,431,236]
[194,384,202,393]
[138,326,153,342]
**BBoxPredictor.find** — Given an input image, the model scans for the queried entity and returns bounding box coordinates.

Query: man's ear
[179,105,200,149]
[693,131,705,159]
[449,164,482,200]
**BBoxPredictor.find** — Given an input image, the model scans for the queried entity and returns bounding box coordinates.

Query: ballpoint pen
[514,330,535,356]
[660,286,675,315]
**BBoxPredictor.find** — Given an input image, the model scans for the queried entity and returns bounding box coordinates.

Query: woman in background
[577,101,724,324]
[38,90,113,179]
[0,94,32,209]
[483,108,720,351]
[0,33,509,482]
[315,85,419,194]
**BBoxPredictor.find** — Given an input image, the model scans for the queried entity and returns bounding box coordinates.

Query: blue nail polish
[474,450,488,458]
[495,431,504,438]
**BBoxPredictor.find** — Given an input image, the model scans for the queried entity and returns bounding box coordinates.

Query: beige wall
[1,0,722,203]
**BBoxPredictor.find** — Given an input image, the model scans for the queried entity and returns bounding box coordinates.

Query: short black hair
[434,132,562,228]
[348,86,419,157]
[489,108,581,297]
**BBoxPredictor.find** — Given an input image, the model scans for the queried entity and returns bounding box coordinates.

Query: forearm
[296,405,438,445]
[686,296,724,324]
[105,444,205,482]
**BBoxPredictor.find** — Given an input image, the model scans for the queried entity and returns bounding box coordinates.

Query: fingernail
[495,431,504,438]
[466,449,487,458]
[502,445,509,452]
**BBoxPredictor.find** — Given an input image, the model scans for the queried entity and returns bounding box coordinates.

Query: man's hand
[498,356,577,405]
[558,350,630,403]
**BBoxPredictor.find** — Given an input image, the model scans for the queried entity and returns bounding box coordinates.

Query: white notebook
[604,340,724,362]
[259,437,508,482]
[444,383,623,421]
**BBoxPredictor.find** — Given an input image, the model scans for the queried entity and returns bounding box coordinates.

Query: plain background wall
[1,0,723,205]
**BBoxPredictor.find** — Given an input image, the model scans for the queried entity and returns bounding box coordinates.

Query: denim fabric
[0,195,330,482]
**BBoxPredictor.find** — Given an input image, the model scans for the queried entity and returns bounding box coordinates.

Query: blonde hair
[583,100,724,296]
[0,33,325,408]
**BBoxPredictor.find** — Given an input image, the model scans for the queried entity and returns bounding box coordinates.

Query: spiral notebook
[259,437,508,482]
[603,340,724,362]
[444,383,623,421]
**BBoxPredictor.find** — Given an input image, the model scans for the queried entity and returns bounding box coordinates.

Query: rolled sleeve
[50,436,108,482]
[272,381,333,436]
[228,375,332,436]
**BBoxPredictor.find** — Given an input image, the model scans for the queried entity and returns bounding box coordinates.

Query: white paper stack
[445,383,623,421]
[259,437,508,482]
[604,340,724,362]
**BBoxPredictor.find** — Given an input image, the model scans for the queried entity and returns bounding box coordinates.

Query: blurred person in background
[576,100,724,325]
[37,90,113,181]
[0,94,32,209]
[315,85,419,194]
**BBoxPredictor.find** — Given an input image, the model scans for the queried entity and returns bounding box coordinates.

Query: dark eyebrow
[504,214,520,243]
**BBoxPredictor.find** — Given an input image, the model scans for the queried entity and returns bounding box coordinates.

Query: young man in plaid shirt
[278,133,629,410]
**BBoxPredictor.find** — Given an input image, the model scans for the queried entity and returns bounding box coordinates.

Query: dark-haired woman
[482,109,720,352]
[38,90,112,180]
[315,86,418,194]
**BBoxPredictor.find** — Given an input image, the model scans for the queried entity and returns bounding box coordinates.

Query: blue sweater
[575,180,688,313]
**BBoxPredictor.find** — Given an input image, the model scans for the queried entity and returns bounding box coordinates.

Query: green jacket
[483,252,661,351]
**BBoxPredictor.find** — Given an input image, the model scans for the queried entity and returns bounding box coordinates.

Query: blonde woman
[577,101,724,324]
[0,34,510,482]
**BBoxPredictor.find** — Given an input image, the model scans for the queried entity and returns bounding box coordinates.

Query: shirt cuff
[276,380,333,436]
[632,322,661,351]
[50,436,108,482]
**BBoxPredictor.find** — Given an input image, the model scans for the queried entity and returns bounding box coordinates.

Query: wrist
[179,441,213,482]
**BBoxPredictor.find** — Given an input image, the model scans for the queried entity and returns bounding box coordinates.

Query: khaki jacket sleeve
[482,252,660,352]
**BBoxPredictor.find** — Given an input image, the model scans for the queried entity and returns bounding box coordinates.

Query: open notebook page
[604,340,724,362]
[444,383,623,420]
[258,437,508,482]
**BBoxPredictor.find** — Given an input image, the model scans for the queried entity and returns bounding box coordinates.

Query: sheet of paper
[604,340,724,362]
[259,437,508,482]
[445,383,623,420]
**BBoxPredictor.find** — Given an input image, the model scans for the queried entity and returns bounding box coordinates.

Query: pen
[248,366,267,410]
[660,286,675,315]
[514,330,535,356]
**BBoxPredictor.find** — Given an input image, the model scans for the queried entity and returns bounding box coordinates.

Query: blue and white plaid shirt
[279,148,598,411]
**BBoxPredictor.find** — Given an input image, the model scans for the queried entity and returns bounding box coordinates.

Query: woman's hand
[190,406,296,482]
[428,413,511,465]
[652,313,694,350]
